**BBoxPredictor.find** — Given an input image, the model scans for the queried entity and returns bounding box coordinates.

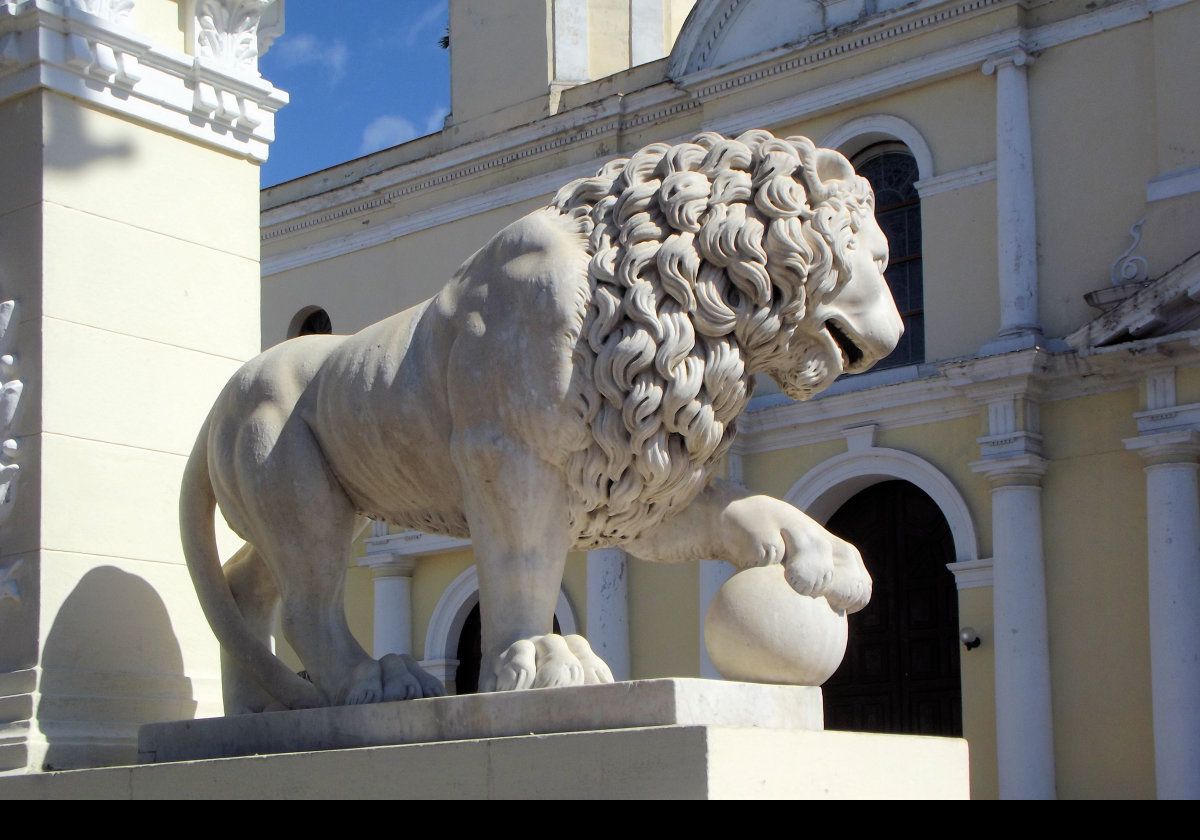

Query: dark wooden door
[822,480,962,736]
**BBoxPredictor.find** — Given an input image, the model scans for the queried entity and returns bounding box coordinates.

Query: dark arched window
[854,145,924,368]
[289,306,332,338]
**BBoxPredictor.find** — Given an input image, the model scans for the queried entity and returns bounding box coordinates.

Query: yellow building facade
[255,0,1200,799]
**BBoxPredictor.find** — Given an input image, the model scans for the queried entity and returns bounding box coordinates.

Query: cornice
[261,0,1191,269]
[0,0,287,162]
[739,333,1200,455]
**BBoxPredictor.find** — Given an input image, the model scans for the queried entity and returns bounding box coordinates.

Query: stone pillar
[0,0,285,772]
[1124,371,1200,799]
[971,395,1056,798]
[586,548,630,681]
[366,558,417,660]
[982,49,1041,349]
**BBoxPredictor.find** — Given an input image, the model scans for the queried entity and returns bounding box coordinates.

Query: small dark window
[854,145,924,369]
[291,307,332,337]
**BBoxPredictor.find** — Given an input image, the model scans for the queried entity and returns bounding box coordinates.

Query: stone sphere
[704,564,848,686]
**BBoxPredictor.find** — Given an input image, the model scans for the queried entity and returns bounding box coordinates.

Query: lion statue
[181,129,903,713]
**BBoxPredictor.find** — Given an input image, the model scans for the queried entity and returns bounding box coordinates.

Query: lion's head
[552,129,903,548]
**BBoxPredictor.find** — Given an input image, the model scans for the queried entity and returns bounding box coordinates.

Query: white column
[972,392,1056,799]
[983,49,1041,343]
[1125,430,1200,799]
[587,548,631,681]
[368,557,416,659]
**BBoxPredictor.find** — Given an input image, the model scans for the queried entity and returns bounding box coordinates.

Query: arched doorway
[823,479,962,736]
[454,605,562,695]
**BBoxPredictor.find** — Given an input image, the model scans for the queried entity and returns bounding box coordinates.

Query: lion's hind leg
[221,543,283,714]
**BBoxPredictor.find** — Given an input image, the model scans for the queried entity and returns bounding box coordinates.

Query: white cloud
[271,33,349,83]
[404,0,449,48]
[360,115,417,155]
[424,105,449,135]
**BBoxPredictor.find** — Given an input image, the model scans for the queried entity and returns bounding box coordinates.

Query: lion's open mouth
[825,319,864,370]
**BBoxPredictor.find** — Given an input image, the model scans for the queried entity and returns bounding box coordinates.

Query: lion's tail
[180,416,323,710]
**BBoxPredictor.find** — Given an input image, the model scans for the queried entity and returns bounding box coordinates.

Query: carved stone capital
[1124,429,1200,467]
[982,47,1034,76]
[970,452,1047,487]
[190,0,283,76]
[68,0,135,26]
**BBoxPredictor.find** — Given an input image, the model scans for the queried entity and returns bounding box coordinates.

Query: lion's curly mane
[550,129,876,548]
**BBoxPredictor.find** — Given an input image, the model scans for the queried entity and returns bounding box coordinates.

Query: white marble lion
[181,130,903,713]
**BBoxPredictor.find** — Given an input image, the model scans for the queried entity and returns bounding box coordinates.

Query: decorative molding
[262,0,1186,271]
[1067,251,1200,350]
[915,161,996,198]
[191,0,280,76]
[820,114,935,180]
[361,529,471,562]
[0,300,22,527]
[785,445,981,564]
[672,0,1012,91]
[1133,403,1200,437]
[1147,165,1200,203]
[946,557,993,590]
[264,159,604,276]
[0,557,23,603]
[0,1,287,162]
[68,0,134,25]
[1111,217,1150,286]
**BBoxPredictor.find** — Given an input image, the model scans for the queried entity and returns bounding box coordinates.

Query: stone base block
[0,725,969,799]
[138,678,824,763]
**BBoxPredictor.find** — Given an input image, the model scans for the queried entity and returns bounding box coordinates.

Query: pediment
[668,0,915,79]
[1067,251,1200,350]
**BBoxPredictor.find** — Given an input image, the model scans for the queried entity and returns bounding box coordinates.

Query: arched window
[853,144,924,368]
[288,306,332,338]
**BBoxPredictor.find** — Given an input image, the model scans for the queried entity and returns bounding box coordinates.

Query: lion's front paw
[380,653,447,701]
[721,495,872,613]
[489,634,614,691]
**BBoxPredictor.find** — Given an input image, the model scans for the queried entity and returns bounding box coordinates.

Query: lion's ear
[814,149,856,185]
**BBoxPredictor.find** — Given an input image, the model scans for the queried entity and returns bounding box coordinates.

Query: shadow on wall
[38,566,194,771]
[43,87,133,171]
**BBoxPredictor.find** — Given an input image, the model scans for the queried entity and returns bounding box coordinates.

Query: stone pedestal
[0,680,970,799]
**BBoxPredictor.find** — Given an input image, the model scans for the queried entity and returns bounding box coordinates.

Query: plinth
[0,680,970,799]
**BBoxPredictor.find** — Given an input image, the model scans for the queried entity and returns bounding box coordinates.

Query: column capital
[361,554,417,578]
[970,452,1047,487]
[982,47,1035,75]
[1124,429,1200,466]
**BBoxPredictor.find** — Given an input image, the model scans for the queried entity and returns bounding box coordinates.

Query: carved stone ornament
[181,130,903,714]
[194,0,281,75]
[0,300,21,528]
[68,0,135,26]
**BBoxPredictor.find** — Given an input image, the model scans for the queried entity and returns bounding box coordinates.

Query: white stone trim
[915,161,997,198]
[362,529,471,561]
[784,446,980,564]
[422,565,579,664]
[0,0,287,162]
[946,557,994,590]
[263,159,602,276]
[1147,165,1200,203]
[820,114,935,180]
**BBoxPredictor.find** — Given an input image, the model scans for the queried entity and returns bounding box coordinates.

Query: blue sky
[260,1,451,187]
